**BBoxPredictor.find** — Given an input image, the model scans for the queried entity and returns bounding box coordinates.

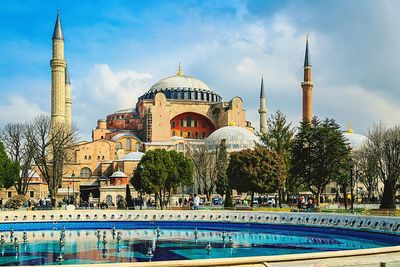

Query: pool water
[0,223,399,266]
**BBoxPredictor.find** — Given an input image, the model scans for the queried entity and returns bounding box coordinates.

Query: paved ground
[266,252,400,267]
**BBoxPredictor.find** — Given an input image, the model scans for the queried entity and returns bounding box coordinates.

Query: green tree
[0,142,20,189]
[125,184,133,208]
[215,140,228,197]
[228,147,286,207]
[259,110,295,206]
[131,149,193,209]
[291,117,351,206]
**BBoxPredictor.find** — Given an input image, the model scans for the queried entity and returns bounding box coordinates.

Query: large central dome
[138,67,221,102]
[149,74,212,93]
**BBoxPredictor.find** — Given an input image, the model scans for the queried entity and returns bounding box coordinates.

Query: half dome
[120,152,145,161]
[205,126,260,152]
[110,171,127,178]
[343,131,368,151]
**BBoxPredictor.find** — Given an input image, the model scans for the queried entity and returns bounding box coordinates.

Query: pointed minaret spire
[301,35,314,122]
[53,9,64,40]
[50,9,67,128]
[65,67,71,84]
[304,34,311,67]
[258,75,267,134]
[260,75,265,98]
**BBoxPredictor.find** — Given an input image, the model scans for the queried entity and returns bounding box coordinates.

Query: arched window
[116,195,123,204]
[116,142,122,149]
[195,132,199,139]
[106,195,113,206]
[80,167,92,178]
[126,139,131,150]
[172,121,176,128]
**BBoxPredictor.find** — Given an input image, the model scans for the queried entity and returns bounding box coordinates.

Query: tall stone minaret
[65,67,72,129]
[50,10,66,127]
[258,76,267,134]
[301,35,313,122]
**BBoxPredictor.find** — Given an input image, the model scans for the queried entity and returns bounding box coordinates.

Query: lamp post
[71,172,75,205]
[350,167,354,214]
[67,181,70,205]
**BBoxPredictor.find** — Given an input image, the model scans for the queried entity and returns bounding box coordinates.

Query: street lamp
[71,172,75,205]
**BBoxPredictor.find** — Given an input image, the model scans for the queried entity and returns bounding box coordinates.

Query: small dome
[20,170,40,178]
[111,132,140,142]
[112,108,135,114]
[343,131,368,151]
[121,152,145,161]
[205,126,260,152]
[110,171,127,178]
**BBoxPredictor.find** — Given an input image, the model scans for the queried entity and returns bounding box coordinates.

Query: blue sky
[1,0,400,140]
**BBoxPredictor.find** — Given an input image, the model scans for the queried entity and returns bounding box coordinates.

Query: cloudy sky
[1,0,399,140]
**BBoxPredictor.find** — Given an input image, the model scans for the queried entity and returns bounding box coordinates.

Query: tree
[1,123,36,195]
[228,147,286,207]
[215,139,231,203]
[353,147,379,203]
[27,115,77,207]
[291,117,351,206]
[187,143,219,199]
[0,142,20,189]
[365,123,400,209]
[259,110,295,206]
[125,184,133,208]
[131,149,193,209]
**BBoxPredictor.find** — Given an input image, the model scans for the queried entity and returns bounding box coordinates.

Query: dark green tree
[215,139,231,206]
[291,117,351,206]
[125,184,133,208]
[131,149,193,209]
[0,142,20,189]
[228,147,286,207]
[259,110,295,206]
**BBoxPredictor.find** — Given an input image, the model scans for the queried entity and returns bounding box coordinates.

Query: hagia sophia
[1,12,369,206]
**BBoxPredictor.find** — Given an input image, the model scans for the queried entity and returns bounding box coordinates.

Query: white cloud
[0,96,46,125]
[72,64,152,139]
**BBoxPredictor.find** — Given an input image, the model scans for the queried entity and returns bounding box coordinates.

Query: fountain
[156,227,161,238]
[205,242,212,255]
[102,232,108,258]
[22,232,28,243]
[13,237,19,257]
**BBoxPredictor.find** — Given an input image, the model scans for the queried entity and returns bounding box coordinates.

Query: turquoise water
[0,225,399,265]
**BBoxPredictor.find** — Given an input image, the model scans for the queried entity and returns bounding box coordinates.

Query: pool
[1,220,400,266]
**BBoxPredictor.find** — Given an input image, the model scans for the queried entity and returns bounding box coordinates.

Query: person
[306,199,314,211]
[193,194,200,210]
[0,198,3,210]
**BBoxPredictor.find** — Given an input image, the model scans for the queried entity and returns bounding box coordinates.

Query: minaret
[258,76,267,134]
[65,67,72,129]
[50,10,66,127]
[301,35,313,122]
